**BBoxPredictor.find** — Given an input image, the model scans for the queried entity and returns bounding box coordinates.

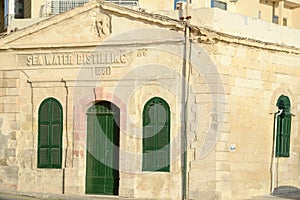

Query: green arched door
[85,101,120,195]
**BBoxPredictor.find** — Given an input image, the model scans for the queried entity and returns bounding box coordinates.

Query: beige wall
[139,0,174,11]
[292,7,300,28]
[31,1,44,18]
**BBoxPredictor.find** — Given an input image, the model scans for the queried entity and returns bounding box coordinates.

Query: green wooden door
[86,101,119,195]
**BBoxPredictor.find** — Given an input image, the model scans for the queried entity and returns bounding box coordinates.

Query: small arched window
[142,97,170,172]
[275,95,292,157]
[38,98,63,168]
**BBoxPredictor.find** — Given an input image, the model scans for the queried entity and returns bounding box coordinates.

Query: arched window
[142,97,170,172]
[275,95,292,157]
[37,98,63,168]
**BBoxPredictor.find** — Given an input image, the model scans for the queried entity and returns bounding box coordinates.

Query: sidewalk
[247,193,300,200]
[2,188,300,200]
[0,188,146,200]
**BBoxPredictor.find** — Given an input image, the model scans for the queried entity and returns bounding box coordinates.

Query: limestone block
[189,191,221,200]
[189,170,215,182]
[35,169,63,193]
[1,79,19,88]
[5,88,20,96]
[216,181,231,192]
[236,48,247,58]
[219,55,232,67]
[7,140,17,149]
[20,157,32,168]
[3,71,20,79]
[215,152,229,161]
[0,166,18,189]
[7,157,19,166]
[192,84,209,94]
[216,171,230,181]
[3,104,20,113]
[0,158,8,166]
[246,69,262,80]
[216,142,229,152]
[0,96,19,104]
[9,122,20,132]
[18,173,35,192]
[5,148,16,157]
[216,162,230,171]
[234,78,263,89]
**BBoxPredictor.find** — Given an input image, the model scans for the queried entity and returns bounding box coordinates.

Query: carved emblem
[93,14,111,38]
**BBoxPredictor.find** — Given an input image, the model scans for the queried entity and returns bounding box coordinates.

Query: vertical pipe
[182,1,191,199]
[27,80,34,169]
[271,109,283,194]
[62,79,69,194]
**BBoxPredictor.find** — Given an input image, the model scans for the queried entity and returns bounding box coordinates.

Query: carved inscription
[27,54,73,66]
[95,67,111,75]
[24,51,127,67]
[137,49,147,57]
[19,49,149,77]
[77,52,126,65]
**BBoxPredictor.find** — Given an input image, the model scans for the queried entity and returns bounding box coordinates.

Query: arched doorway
[85,101,120,195]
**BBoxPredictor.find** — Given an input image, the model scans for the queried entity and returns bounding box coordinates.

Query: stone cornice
[192,26,300,55]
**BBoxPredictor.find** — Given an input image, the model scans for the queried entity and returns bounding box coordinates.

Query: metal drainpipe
[182,1,191,199]
[61,79,69,194]
[26,80,34,169]
[271,109,283,194]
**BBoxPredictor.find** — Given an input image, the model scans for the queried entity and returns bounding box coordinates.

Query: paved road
[2,190,300,200]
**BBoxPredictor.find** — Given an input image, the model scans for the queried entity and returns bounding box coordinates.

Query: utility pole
[180,0,191,199]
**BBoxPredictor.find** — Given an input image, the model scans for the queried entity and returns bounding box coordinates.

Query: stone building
[0,0,300,200]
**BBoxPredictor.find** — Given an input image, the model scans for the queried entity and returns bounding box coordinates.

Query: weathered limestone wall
[187,36,300,199]
[4,43,186,199]
[0,70,21,190]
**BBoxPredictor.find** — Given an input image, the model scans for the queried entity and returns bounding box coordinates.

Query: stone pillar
[278,0,284,25]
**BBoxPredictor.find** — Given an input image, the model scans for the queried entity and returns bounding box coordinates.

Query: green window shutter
[275,95,292,158]
[142,97,170,172]
[38,98,63,168]
[276,114,291,157]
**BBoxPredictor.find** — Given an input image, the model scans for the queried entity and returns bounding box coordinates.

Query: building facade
[1,0,300,33]
[0,0,300,200]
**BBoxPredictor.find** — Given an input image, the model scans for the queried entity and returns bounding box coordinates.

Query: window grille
[51,0,90,15]
[48,0,139,16]
[105,0,139,7]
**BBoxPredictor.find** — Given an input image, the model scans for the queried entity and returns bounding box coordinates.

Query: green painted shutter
[38,98,63,168]
[142,97,170,172]
[276,113,291,157]
[275,95,292,158]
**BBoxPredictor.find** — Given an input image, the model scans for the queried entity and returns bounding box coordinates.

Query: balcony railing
[43,0,139,17]
[106,0,139,7]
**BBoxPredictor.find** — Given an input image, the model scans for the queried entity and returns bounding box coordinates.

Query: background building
[1,0,300,32]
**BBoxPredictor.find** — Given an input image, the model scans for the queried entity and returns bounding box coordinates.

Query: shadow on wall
[273,186,300,199]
